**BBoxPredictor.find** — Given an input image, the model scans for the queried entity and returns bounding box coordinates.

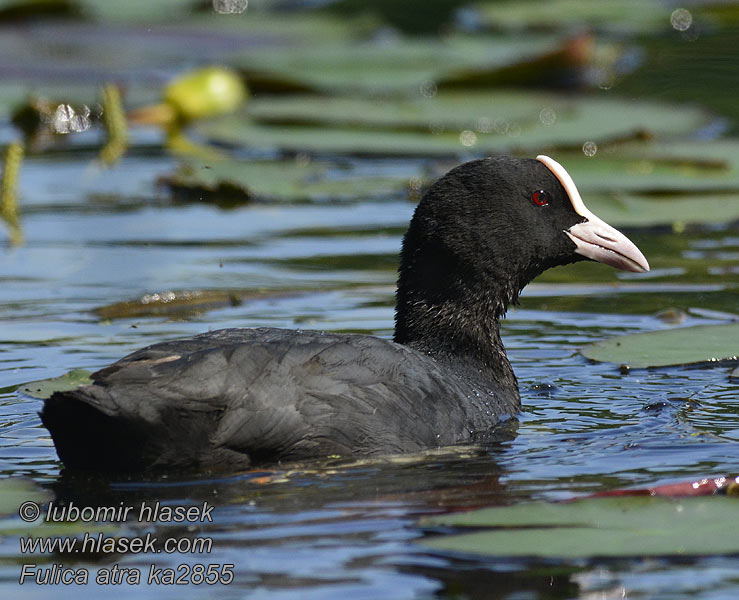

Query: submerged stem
[1,141,24,246]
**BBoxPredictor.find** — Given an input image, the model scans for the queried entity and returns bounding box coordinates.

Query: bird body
[42,328,517,471]
[40,156,649,472]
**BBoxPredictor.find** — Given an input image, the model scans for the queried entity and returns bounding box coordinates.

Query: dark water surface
[1,2,738,598]
[0,149,737,599]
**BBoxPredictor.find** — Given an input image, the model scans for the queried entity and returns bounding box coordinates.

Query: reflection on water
[1,3,738,595]
[0,162,737,594]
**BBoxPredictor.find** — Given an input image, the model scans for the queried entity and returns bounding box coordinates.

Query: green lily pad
[0,479,120,555]
[580,323,739,368]
[163,157,415,203]
[549,141,739,195]
[421,496,739,558]
[93,288,306,320]
[166,140,739,229]
[75,0,197,23]
[0,478,52,518]
[19,369,93,400]
[532,227,739,309]
[246,92,708,137]
[198,93,710,157]
[580,192,739,228]
[476,0,671,34]
[232,33,564,94]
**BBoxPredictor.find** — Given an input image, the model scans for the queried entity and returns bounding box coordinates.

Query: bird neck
[393,271,519,386]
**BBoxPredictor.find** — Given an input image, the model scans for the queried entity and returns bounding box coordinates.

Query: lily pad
[421,496,739,558]
[232,33,565,94]
[0,478,52,517]
[19,368,93,399]
[246,91,708,137]
[163,157,415,203]
[199,93,710,157]
[75,0,197,23]
[164,141,739,229]
[578,192,739,228]
[476,0,671,34]
[549,141,739,195]
[580,323,739,368]
[0,479,119,553]
[94,288,297,319]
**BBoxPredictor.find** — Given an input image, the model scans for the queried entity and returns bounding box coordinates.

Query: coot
[41,156,649,472]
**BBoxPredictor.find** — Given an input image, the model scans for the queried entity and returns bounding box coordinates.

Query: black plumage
[40,156,648,472]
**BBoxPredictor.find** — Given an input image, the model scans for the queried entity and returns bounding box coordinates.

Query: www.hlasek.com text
[18,499,230,586]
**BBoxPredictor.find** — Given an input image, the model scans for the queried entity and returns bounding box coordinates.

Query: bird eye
[531,190,551,206]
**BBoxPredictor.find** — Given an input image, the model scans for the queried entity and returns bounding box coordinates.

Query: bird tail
[40,389,157,472]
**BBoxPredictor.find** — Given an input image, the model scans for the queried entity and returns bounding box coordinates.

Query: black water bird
[40,156,649,472]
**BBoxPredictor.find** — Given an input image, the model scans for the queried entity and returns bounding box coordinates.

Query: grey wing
[49,327,480,468]
[210,334,477,459]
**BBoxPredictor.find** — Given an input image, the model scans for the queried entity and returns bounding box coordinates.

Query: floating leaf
[580,323,739,368]
[95,289,263,319]
[438,32,595,90]
[421,496,739,558]
[0,478,52,518]
[232,33,563,94]
[199,93,709,157]
[163,157,415,203]
[549,141,739,194]
[75,0,197,23]
[19,369,93,400]
[0,480,118,551]
[579,192,739,228]
[476,0,671,34]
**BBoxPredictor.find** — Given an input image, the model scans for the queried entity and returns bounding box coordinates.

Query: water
[1,3,738,598]
[0,146,737,599]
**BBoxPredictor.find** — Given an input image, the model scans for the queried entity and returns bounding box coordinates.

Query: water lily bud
[164,67,247,122]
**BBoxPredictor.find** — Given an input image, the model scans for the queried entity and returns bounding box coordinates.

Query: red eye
[532,190,550,206]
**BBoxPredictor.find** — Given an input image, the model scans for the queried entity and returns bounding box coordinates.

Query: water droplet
[539,107,556,126]
[475,117,493,133]
[670,8,692,31]
[582,141,598,157]
[52,104,91,134]
[493,118,509,134]
[213,0,248,14]
[459,130,477,147]
[419,80,438,98]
